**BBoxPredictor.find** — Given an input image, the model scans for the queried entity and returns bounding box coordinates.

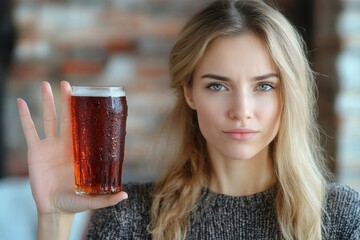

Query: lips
[223,128,259,141]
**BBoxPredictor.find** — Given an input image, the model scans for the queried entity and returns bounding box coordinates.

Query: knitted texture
[87,183,360,239]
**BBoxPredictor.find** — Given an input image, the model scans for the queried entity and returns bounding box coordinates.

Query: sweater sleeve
[86,183,153,240]
[324,183,360,240]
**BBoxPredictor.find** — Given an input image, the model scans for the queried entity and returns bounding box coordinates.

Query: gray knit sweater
[87,183,360,239]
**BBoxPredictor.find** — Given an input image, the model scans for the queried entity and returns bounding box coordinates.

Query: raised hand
[17,81,128,239]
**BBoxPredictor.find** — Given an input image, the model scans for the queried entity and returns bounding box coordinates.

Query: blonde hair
[150,0,328,239]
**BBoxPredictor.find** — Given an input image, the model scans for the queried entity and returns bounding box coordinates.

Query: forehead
[194,33,278,78]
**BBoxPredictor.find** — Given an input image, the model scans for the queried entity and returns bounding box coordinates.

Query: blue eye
[208,83,226,91]
[257,83,274,91]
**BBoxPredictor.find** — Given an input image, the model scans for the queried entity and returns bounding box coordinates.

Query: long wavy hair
[149,1,328,239]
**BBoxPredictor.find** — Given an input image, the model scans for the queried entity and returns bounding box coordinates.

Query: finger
[59,81,72,138]
[42,82,57,137]
[86,191,129,210]
[67,191,128,212]
[17,98,40,145]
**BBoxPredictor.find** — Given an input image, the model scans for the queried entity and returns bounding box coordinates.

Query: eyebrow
[201,73,279,81]
[254,73,279,81]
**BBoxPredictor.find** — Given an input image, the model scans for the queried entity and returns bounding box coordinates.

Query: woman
[17,0,359,239]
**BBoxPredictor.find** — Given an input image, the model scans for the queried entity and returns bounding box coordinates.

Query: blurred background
[0,0,359,239]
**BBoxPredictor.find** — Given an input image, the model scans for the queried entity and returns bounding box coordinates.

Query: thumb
[63,191,129,213]
[86,191,129,210]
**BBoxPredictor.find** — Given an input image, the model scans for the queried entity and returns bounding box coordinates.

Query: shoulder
[87,182,154,239]
[326,183,359,197]
[325,183,360,204]
[325,183,360,211]
[324,183,360,239]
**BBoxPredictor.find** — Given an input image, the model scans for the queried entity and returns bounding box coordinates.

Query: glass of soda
[70,86,128,196]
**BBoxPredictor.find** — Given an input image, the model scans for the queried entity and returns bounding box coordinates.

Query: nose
[228,90,253,120]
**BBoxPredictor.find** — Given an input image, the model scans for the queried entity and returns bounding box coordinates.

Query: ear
[183,85,196,110]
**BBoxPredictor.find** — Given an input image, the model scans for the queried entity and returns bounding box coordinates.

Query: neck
[208,148,276,196]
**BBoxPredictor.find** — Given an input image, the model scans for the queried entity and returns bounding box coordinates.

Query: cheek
[194,97,223,132]
[196,104,217,127]
[258,91,281,113]
[256,98,282,131]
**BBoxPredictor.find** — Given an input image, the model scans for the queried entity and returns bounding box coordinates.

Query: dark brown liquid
[71,95,127,195]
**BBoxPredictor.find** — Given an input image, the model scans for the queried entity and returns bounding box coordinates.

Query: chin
[218,144,268,161]
[222,151,259,161]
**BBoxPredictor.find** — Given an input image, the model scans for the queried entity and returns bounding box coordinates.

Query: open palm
[17,81,127,216]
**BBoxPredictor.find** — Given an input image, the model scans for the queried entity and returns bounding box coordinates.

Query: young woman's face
[184,33,282,162]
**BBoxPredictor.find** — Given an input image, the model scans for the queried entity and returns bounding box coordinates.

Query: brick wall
[5,0,207,181]
[313,0,342,176]
[333,0,360,190]
[4,0,360,191]
[314,0,360,191]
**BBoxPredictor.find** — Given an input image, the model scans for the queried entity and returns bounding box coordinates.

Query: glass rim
[71,86,125,97]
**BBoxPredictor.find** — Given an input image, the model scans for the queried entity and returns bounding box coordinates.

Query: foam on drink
[71,86,126,97]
